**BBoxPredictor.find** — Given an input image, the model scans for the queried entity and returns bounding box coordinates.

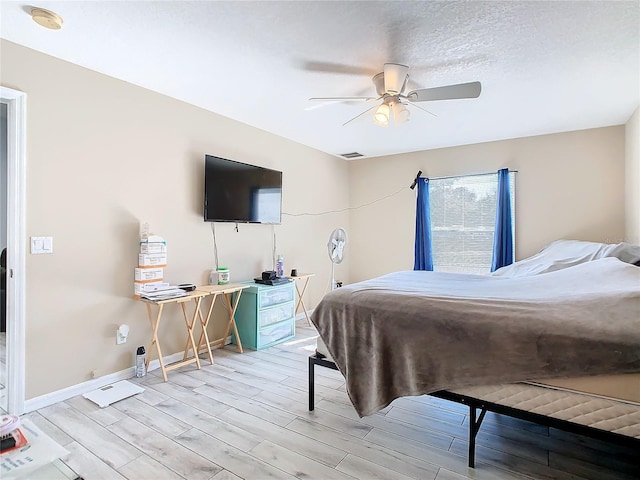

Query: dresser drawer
[258,321,294,347]
[233,281,296,350]
[258,301,294,327]
[258,284,294,308]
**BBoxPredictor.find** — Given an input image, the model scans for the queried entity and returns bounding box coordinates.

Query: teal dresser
[232,280,296,350]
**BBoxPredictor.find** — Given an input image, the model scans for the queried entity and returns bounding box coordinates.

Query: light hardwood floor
[29,322,639,480]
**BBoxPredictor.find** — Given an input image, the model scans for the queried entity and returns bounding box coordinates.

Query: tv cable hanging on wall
[282,179,416,218]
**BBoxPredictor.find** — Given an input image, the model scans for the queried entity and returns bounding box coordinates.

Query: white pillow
[491,239,621,277]
[606,242,640,266]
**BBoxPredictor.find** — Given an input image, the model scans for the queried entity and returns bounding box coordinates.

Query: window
[430,173,516,274]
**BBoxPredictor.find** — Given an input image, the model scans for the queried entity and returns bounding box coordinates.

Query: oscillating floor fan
[327,227,347,290]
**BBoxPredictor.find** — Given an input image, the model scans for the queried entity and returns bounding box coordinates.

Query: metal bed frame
[308,353,640,468]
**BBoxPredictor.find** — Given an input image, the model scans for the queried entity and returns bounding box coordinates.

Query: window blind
[430,173,516,274]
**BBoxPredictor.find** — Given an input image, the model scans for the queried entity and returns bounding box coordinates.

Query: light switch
[31,236,54,254]
[42,237,53,252]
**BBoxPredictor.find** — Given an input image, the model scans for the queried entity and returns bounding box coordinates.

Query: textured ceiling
[1,1,638,159]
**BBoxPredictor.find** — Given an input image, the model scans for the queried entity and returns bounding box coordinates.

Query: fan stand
[331,262,336,291]
[327,227,347,290]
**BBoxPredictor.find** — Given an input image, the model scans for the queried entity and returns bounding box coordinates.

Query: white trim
[21,309,308,413]
[23,336,235,412]
[1,86,27,415]
[24,350,184,412]
[25,366,137,413]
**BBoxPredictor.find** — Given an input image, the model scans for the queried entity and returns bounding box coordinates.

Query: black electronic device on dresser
[254,277,291,286]
[254,270,290,285]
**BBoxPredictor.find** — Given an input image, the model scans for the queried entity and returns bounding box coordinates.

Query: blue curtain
[491,168,513,272]
[414,178,434,271]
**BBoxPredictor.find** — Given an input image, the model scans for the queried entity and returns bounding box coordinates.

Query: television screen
[204,155,282,224]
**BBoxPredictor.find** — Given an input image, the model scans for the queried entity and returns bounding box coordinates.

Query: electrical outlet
[116,324,129,345]
[116,329,126,345]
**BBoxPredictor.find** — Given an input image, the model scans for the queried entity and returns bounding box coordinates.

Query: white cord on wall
[210,222,219,270]
[207,180,414,277]
[282,184,407,217]
[272,225,277,271]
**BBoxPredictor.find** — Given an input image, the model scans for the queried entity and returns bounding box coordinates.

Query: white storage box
[134,280,166,299]
[134,267,163,282]
[138,253,167,267]
[140,241,167,254]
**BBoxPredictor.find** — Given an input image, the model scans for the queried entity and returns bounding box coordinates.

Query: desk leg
[195,292,217,365]
[295,278,312,326]
[180,299,202,370]
[146,302,168,382]
[222,290,244,353]
[183,295,215,365]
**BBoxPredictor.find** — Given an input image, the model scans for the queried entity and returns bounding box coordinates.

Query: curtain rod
[424,169,518,182]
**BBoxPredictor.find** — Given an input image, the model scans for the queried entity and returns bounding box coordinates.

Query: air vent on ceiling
[339,152,364,159]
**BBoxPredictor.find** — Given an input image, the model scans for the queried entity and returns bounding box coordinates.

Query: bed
[307,240,640,467]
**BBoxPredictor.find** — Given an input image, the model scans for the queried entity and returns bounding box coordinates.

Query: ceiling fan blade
[407,81,481,102]
[383,63,409,95]
[309,96,378,102]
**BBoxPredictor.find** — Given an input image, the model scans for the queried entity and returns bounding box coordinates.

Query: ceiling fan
[309,63,481,127]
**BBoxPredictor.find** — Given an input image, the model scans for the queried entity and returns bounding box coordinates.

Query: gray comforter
[310,258,640,417]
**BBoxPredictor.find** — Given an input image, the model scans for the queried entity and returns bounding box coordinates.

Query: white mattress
[315,338,640,438]
[448,383,640,439]
[531,374,640,404]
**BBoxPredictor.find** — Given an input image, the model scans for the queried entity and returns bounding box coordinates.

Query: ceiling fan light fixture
[392,102,410,124]
[374,104,390,126]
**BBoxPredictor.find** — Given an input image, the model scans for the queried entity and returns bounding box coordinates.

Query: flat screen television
[204,155,282,224]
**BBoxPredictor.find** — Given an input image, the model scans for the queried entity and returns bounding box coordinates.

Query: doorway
[1,101,6,412]
[0,86,26,415]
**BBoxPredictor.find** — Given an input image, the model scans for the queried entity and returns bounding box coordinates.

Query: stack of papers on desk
[140,284,187,301]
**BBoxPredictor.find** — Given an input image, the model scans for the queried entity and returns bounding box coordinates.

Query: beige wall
[1,38,631,401]
[348,127,626,282]
[626,107,640,243]
[1,40,350,399]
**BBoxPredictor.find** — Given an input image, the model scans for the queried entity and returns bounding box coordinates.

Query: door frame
[1,86,26,415]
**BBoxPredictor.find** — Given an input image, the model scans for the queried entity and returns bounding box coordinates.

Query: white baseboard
[24,366,139,413]
[24,336,233,413]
